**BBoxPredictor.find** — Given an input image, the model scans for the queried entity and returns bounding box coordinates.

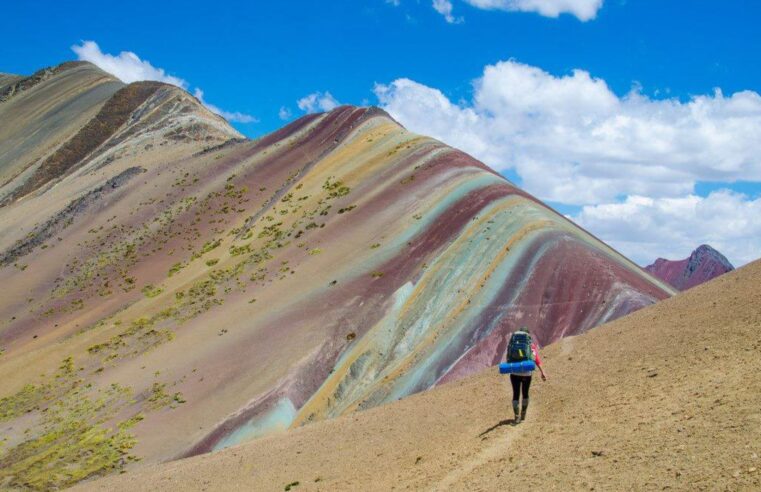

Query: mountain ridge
[0,60,240,207]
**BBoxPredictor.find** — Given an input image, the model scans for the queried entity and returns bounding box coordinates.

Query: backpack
[507,331,535,363]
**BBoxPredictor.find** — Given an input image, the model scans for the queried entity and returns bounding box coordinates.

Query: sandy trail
[434,421,525,490]
[76,259,761,491]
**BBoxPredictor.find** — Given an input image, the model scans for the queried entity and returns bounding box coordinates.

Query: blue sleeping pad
[499,360,536,374]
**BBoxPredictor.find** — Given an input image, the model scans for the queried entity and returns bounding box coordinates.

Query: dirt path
[434,421,526,490]
[76,259,761,491]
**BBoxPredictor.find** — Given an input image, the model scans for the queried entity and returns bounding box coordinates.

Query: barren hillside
[79,258,761,491]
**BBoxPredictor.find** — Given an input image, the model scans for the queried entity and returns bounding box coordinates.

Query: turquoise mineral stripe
[315,197,556,411]
[380,207,559,401]
[212,398,297,451]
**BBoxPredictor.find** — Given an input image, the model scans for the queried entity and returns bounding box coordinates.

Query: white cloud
[464,0,603,21]
[72,41,256,124]
[573,191,761,266]
[278,106,293,120]
[192,89,257,123]
[297,91,340,113]
[374,60,761,206]
[71,40,188,88]
[375,59,761,266]
[432,0,463,23]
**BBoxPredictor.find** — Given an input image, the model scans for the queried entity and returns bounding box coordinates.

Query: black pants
[510,374,532,401]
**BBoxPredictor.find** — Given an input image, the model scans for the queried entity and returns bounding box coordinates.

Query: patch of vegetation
[285,481,300,491]
[0,358,74,421]
[191,239,222,260]
[322,177,350,198]
[145,382,186,410]
[168,262,185,277]
[0,357,143,490]
[141,284,163,298]
[371,271,384,278]
[229,243,252,256]
[249,268,267,282]
[86,316,174,365]
[258,222,285,240]
[205,258,219,267]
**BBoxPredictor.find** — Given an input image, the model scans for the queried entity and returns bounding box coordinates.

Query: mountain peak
[310,104,397,126]
[645,244,734,290]
[0,61,241,205]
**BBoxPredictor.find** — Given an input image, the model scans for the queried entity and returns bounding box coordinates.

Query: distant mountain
[0,61,672,488]
[645,245,734,290]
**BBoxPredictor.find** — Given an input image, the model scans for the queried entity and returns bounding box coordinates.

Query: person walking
[506,327,547,424]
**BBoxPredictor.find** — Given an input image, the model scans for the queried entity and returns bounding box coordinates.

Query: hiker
[506,327,547,424]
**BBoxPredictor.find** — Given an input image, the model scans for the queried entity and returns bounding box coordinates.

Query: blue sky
[3,1,760,134]
[1,0,760,265]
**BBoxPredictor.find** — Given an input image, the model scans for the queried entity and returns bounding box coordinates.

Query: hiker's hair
[518,326,531,335]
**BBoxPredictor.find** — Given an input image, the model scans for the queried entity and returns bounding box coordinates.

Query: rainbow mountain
[0,61,673,489]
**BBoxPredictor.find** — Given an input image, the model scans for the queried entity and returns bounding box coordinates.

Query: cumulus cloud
[72,40,256,124]
[72,40,189,88]
[432,0,463,23]
[374,60,761,205]
[464,0,603,21]
[573,191,761,266]
[297,91,340,113]
[375,59,761,266]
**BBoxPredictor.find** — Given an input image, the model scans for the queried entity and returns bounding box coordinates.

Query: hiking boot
[521,398,529,421]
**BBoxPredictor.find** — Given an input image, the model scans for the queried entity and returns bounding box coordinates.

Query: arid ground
[77,258,761,491]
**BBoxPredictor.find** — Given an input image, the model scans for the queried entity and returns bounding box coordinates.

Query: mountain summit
[645,244,734,291]
[0,61,672,488]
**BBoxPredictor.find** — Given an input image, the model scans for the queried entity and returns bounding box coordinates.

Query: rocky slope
[0,61,672,489]
[646,244,734,290]
[77,258,761,492]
